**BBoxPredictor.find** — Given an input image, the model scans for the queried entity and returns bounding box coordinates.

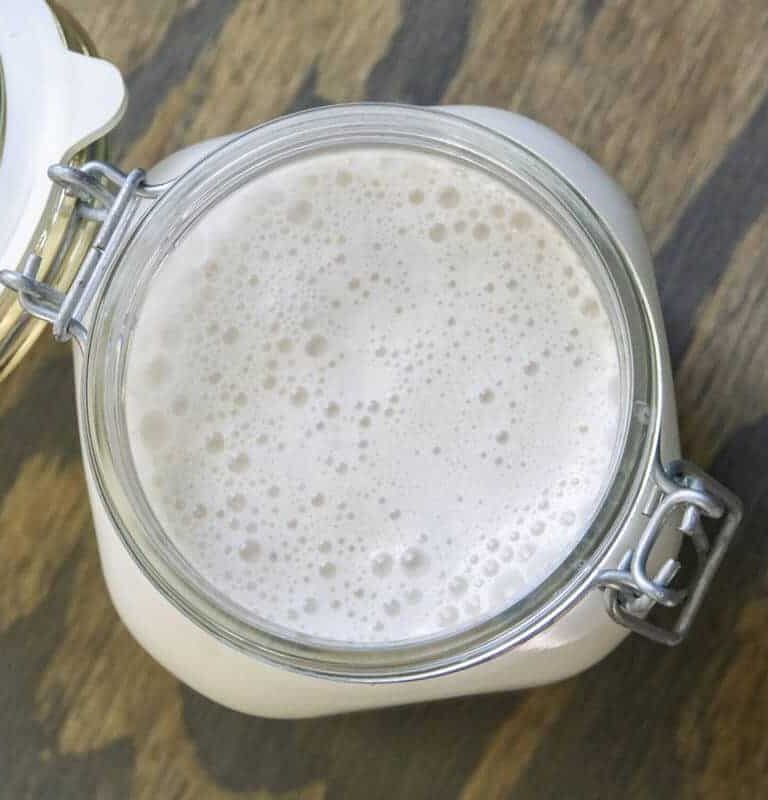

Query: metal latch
[0,161,169,346]
[594,460,742,645]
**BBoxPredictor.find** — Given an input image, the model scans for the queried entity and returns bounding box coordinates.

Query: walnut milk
[0,1,742,718]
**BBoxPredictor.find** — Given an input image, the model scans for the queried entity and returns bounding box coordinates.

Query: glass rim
[81,103,663,681]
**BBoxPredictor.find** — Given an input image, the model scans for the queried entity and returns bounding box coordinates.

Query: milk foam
[124,146,622,644]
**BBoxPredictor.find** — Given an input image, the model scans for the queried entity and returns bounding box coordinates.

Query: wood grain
[2,1,768,797]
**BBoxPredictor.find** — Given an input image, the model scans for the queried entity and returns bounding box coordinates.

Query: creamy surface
[124,146,622,644]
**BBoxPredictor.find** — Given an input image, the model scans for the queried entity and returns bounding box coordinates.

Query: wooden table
[2,1,767,797]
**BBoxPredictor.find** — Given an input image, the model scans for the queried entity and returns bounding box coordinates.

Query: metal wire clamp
[593,460,742,645]
[0,161,169,347]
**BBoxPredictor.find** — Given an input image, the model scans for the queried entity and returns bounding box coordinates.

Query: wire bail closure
[593,459,742,645]
[0,161,169,347]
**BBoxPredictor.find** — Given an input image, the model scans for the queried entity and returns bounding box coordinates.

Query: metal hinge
[594,460,742,645]
[0,161,170,347]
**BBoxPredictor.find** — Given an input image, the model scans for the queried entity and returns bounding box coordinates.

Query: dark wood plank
[2,0,768,797]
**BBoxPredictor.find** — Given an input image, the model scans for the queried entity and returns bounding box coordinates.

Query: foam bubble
[238,539,261,562]
[319,561,336,578]
[305,334,328,357]
[524,361,539,377]
[287,199,312,223]
[228,453,250,473]
[384,599,401,616]
[511,211,533,230]
[429,224,447,243]
[438,186,461,208]
[371,551,393,577]
[228,493,246,512]
[400,547,429,576]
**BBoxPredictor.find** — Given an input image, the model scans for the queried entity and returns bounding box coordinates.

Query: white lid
[0,0,125,270]
[0,0,125,376]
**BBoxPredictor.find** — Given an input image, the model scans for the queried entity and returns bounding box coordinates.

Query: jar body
[74,105,681,717]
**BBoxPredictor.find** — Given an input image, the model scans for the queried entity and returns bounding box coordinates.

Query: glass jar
[0,5,742,719]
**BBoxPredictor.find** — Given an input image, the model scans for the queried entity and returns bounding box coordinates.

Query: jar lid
[0,0,125,378]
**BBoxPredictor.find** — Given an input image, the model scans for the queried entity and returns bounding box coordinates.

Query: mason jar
[0,1,742,718]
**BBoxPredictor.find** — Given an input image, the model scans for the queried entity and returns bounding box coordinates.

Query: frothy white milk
[124,146,622,644]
